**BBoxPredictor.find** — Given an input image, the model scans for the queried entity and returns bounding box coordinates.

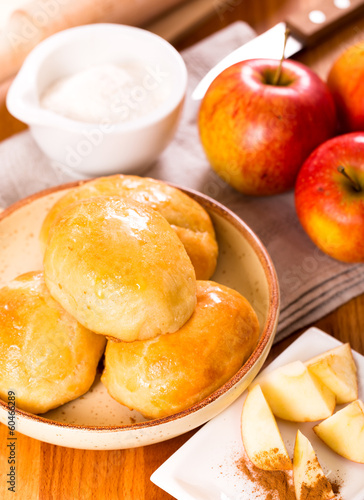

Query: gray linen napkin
[1,21,364,343]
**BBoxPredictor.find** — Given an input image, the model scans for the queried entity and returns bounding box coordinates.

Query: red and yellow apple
[295,132,364,263]
[327,40,364,132]
[198,58,337,196]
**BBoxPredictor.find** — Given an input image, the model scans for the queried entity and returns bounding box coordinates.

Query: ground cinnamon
[253,448,292,471]
[233,448,341,500]
[299,474,334,500]
[234,448,296,500]
[298,456,335,500]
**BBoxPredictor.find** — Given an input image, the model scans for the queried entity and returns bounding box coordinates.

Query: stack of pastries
[0,175,260,419]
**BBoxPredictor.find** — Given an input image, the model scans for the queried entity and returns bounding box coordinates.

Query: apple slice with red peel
[293,430,335,500]
[256,360,336,422]
[241,384,292,471]
[313,399,364,463]
[305,343,358,404]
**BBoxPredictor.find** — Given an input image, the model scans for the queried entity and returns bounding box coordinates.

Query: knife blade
[192,0,364,100]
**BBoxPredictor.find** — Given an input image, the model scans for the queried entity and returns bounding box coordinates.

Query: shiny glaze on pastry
[0,271,106,414]
[43,196,197,342]
[40,175,218,280]
[101,280,260,419]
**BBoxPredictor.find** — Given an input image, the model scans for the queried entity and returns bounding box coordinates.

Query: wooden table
[1,2,364,498]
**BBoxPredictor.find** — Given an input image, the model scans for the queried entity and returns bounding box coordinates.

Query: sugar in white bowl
[40,63,172,125]
[7,24,187,176]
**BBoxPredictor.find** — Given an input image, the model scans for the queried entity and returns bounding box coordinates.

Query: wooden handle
[285,0,364,46]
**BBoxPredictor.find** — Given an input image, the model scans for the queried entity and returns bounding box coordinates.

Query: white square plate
[151,327,364,500]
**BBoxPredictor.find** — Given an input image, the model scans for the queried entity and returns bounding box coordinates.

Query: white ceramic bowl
[6,24,187,176]
[0,182,279,449]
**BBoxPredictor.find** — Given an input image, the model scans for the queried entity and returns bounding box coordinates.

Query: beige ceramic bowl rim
[0,180,280,432]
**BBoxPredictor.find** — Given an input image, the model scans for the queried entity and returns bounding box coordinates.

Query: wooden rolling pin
[0,0,189,85]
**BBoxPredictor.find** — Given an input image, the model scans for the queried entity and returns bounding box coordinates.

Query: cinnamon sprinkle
[253,448,292,470]
[233,447,342,500]
[299,457,335,500]
[235,448,296,500]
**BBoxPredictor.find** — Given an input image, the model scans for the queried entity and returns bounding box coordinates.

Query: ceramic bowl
[6,24,187,176]
[0,182,279,450]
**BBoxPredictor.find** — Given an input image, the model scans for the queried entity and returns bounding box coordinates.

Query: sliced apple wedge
[314,399,364,463]
[241,384,292,471]
[256,360,336,422]
[293,430,335,500]
[306,343,358,404]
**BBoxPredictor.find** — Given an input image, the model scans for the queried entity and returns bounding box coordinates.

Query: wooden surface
[1,1,364,499]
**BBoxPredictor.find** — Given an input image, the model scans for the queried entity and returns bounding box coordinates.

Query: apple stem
[272,28,290,86]
[337,166,362,192]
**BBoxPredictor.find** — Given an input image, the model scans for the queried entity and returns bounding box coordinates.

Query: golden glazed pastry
[43,196,197,342]
[39,175,218,280]
[0,271,106,414]
[101,280,260,419]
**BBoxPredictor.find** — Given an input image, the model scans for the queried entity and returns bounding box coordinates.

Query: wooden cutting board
[0,78,27,140]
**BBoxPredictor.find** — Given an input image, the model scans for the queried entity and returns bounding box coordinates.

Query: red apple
[198,58,337,196]
[327,40,364,132]
[295,132,364,263]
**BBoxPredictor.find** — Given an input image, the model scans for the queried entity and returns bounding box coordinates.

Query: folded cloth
[1,21,364,343]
